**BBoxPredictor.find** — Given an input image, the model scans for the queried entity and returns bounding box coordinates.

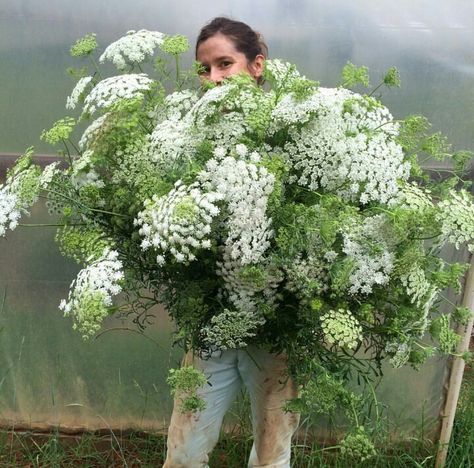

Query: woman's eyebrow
[215,55,234,62]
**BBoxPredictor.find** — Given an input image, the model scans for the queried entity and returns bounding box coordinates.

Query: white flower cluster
[400,263,433,308]
[201,308,265,350]
[216,245,283,313]
[284,254,329,300]
[264,59,302,87]
[342,216,395,295]
[0,163,41,236]
[39,162,62,189]
[82,74,153,115]
[79,113,110,150]
[0,185,20,236]
[110,136,155,186]
[199,155,275,264]
[279,88,409,205]
[161,90,199,121]
[188,83,261,147]
[399,182,433,211]
[385,342,411,368]
[320,308,363,349]
[437,189,474,252]
[66,76,93,110]
[59,249,124,338]
[135,181,222,264]
[150,115,197,169]
[71,150,104,190]
[99,29,165,70]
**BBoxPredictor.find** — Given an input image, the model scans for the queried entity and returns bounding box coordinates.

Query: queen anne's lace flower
[284,254,329,300]
[385,342,411,368]
[201,308,265,350]
[71,150,104,189]
[99,29,165,70]
[342,215,395,295]
[66,76,93,110]
[199,155,275,265]
[216,245,283,313]
[0,157,42,236]
[399,182,433,211]
[277,88,409,205]
[135,181,223,264]
[264,59,302,88]
[321,308,363,349]
[59,249,124,338]
[0,186,21,236]
[150,115,197,169]
[400,263,432,308]
[437,189,474,252]
[83,74,153,116]
[39,162,62,189]
[78,113,110,150]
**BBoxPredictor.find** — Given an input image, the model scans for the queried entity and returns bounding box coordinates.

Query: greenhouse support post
[435,254,474,468]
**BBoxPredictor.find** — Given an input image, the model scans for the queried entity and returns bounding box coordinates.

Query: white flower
[83,74,154,116]
[66,76,93,110]
[436,189,474,252]
[59,249,124,338]
[135,181,223,264]
[275,88,409,205]
[100,29,165,70]
[39,162,61,189]
[198,155,275,265]
[342,215,395,295]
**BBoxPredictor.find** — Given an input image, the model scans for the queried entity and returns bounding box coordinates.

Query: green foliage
[70,33,98,57]
[452,150,473,172]
[285,370,355,416]
[41,118,75,145]
[340,426,377,461]
[383,67,401,88]
[408,346,435,370]
[289,77,319,101]
[56,226,110,264]
[397,114,430,154]
[430,262,468,292]
[167,365,207,413]
[7,147,34,179]
[452,306,473,325]
[330,258,356,294]
[160,34,190,55]
[429,315,461,354]
[341,62,370,88]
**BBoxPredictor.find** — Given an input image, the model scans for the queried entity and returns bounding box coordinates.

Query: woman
[163,17,300,468]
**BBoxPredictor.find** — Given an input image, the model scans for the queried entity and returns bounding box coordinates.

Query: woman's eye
[221,61,232,68]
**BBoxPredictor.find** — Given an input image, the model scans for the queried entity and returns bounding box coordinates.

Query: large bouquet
[2,30,473,444]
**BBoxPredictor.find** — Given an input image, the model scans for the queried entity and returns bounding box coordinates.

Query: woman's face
[196,32,264,84]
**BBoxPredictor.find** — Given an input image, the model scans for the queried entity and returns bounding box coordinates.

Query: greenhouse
[0,1,473,467]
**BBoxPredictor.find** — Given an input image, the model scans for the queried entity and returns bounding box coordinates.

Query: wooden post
[435,254,474,468]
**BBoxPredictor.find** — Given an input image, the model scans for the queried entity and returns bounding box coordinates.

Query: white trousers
[163,345,300,468]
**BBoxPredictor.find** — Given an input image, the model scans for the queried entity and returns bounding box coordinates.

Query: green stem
[175,55,181,90]
[67,138,81,156]
[43,187,129,219]
[89,56,103,80]
[368,81,384,97]
[61,140,73,166]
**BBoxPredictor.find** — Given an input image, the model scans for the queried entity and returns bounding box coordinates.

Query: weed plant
[0,362,472,467]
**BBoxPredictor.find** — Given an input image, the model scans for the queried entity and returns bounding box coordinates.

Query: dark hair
[195,17,268,61]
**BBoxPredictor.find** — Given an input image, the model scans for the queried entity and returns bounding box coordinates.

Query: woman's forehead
[196,33,243,63]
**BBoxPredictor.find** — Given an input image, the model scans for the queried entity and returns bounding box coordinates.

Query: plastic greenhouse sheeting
[1,0,473,435]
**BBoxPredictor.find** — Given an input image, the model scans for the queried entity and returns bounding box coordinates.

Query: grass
[0,350,472,467]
